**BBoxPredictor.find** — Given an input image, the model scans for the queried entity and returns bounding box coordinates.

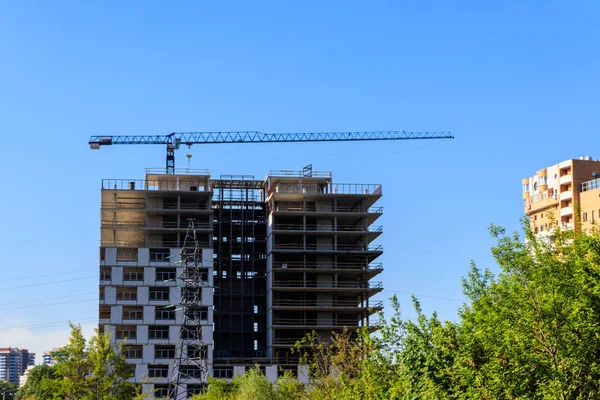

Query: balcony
[272,224,382,233]
[560,206,573,217]
[273,262,383,272]
[272,299,383,309]
[272,243,383,252]
[272,280,383,291]
[582,178,600,192]
[271,317,382,328]
[559,190,573,200]
[272,205,383,214]
[100,221,211,230]
[559,174,572,185]
[271,183,382,196]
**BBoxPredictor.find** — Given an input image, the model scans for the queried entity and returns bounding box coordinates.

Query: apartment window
[99,286,105,301]
[541,213,544,219]
[213,367,233,379]
[535,227,539,234]
[184,308,208,321]
[180,365,202,379]
[254,305,258,314]
[188,345,208,359]
[123,306,143,320]
[126,363,136,377]
[150,288,170,301]
[154,345,175,359]
[124,345,142,359]
[148,364,169,378]
[187,385,205,396]
[100,247,106,262]
[592,210,596,222]
[156,268,176,282]
[124,267,144,281]
[150,248,171,262]
[155,306,175,320]
[100,267,111,281]
[182,288,201,303]
[254,340,258,351]
[254,322,258,332]
[540,225,545,232]
[117,247,137,261]
[117,286,138,301]
[583,212,588,222]
[181,326,201,340]
[149,326,170,340]
[115,325,137,340]
[154,384,173,398]
[99,305,111,319]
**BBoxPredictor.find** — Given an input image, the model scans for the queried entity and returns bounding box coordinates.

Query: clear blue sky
[0,1,599,360]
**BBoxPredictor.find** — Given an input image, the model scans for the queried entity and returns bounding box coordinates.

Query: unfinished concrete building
[98,167,383,397]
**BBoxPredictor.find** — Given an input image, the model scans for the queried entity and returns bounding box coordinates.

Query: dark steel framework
[212,176,268,368]
[169,220,209,400]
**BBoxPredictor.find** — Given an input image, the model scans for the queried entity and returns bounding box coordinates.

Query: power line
[0,292,96,307]
[0,276,96,291]
[0,318,97,333]
[2,268,97,282]
[0,298,97,312]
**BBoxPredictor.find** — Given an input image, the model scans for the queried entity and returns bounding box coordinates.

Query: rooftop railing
[582,178,600,192]
[272,183,382,195]
[267,170,332,178]
[145,168,210,175]
[102,179,211,192]
[272,318,382,327]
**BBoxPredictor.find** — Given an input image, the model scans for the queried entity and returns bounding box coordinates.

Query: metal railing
[101,221,211,230]
[272,318,377,327]
[272,281,383,289]
[273,224,382,232]
[272,299,384,308]
[582,178,600,192]
[273,243,383,252]
[272,183,382,195]
[267,170,332,178]
[145,168,210,175]
[274,262,383,271]
[102,179,211,192]
[273,205,383,213]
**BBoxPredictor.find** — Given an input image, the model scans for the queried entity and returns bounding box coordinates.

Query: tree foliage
[197,221,600,399]
[17,323,140,400]
[0,381,18,400]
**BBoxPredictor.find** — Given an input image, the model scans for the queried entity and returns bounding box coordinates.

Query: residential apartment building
[0,348,31,386]
[522,157,600,236]
[99,167,383,398]
[42,349,60,366]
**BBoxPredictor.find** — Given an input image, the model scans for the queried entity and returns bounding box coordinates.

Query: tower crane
[89,131,454,174]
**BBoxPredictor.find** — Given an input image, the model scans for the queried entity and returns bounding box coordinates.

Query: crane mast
[90,131,453,174]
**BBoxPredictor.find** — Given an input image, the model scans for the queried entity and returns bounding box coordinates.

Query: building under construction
[99,166,383,398]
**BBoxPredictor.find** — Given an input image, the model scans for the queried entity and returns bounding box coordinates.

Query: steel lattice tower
[168,220,209,399]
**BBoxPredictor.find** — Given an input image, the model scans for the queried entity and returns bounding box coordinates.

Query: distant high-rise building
[99,167,383,398]
[42,349,60,366]
[0,348,31,385]
[523,157,600,236]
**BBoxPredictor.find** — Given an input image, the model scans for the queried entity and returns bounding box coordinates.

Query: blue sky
[0,1,599,360]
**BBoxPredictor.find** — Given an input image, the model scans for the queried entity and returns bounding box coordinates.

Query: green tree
[17,365,60,400]
[0,381,18,400]
[17,323,140,400]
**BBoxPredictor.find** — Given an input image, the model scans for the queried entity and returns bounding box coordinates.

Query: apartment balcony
[272,299,384,311]
[272,243,383,253]
[272,205,383,214]
[270,183,382,196]
[271,317,382,329]
[559,174,572,185]
[272,280,383,294]
[272,224,382,237]
[560,206,573,217]
[273,261,383,272]
[559,190,573,200]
